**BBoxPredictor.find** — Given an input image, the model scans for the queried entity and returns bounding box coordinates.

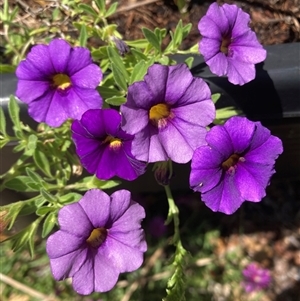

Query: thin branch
[116,0,159,14]
[0,273,59,301]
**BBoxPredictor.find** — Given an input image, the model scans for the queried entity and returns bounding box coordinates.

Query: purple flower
[189,116,283,214]
[16,38,103,127]
[46,189,147,295]
[71,108,146,181]
[198,3,266,85]
[120,63,215,163]
[242,263,271,292]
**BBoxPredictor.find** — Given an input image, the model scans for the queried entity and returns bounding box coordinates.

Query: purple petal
[159,118,208,163]
[111,200,146,232]
[109,190,131,223]
[20,44,55,77]
[235,163,268,201]
[177,77,212,106]
[48,39,71,73]
[71,64,102,89]
[66,46,94,75]
[78,189,110,228]
[75,109,106,137]
[125,81,155,109]
[58,202,92,237]
[16,80,49,104]
[72,252,94,295]
[203,3,230,34]
[198,15,223,39]
[100,235,145,273]
[16,59,50,81]
[222,3,250,37]
[164,64,193,104]
[224,117,256,153]
[202,174,243,214]
[120,105,149,134]
[173,100,215,129]
[43,90,70,127]
[205,125,233,159]
[232,31,267,63]
[28,89,71,127]
[93,251,119,292]
[199,38,222,63]
[190,145,223,193]
[46,231,84,258]
[49,247,88,280]
[131,126,168,162]
[66,87,103,120]
[227,57,256,85]
[206,52,229,76]
[144,64,168,103]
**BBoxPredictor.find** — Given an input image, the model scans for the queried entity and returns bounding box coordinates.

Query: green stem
[164,184,180,245]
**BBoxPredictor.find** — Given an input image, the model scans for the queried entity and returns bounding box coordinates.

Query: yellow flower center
[149,103,172,128]
[103,136,122,151]
[220,36,231,55]
[86,227,107,248]
[52,74,72,90]
[222,153,244,174]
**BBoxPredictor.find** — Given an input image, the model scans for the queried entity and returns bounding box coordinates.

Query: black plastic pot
[1,43,299,192]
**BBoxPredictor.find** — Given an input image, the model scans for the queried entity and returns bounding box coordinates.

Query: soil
[109,0,300,48]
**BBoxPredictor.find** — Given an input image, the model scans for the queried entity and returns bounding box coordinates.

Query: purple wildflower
[242,263,272,292]
[16,38,103,127]
[71,108,146,181]
[120,63,215,163]
[189,116,283,214]
[46,189,147,295]
[198,3,267,85]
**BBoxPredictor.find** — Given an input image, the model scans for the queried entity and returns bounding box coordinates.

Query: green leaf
[42,212,57,238]
[27,134,37,150]
[6,202,25,230]
[26,167,44,185]
[130,48,148,60]
[142,28,161,52]
[0,138,9,148]
[182,23,192,40]
[89,176,121,190]
[40,189,57,204]
[36,206,55,216]
[59,192,82,204]
[78,3,98,17]
[173,19,183,47]
[130,60,148,84]
[111,64,127,91]
[94,0,105,12]
[125,39,148,49]
[98,86,124,99]
[8,95,21,130]
[79,24,88,47]
[215,107,242,124]
[33,148,52,177]
[211,93,221,104]
[105,96,126,106]
[184,56,194,69]
[104,2,118,17]
[0,64,16,73]
[10,218,42,257]
[12,142,25,153]
[92,46,109,60]
[3,176,41,192]
[18,202,37,216]
[107,46,129,80]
